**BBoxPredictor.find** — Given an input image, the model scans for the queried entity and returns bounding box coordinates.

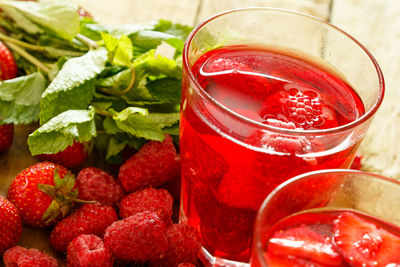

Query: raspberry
[0,123,13,152]
[38,141,89,168]
[104,211,168,262]
[50,203,118,252]
[76,167,125,208]
[151,223,201,267]
[67,234,113,267]
[3,246,58,267]
[119,187,173,225]
[118,134,179,192]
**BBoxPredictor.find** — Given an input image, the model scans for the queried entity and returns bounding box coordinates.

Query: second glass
[179,8,384,266]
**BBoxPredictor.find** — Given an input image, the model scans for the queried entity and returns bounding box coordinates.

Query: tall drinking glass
[251,170,400,266]
[180,8,384,266]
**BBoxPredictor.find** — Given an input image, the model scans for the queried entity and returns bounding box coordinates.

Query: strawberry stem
[4,41,50,74]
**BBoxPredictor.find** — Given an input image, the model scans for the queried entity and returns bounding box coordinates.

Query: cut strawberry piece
[333,212,400,266]
[264,252,325,267]
[268,225,342,266]
[199,56,272,101]
[0,41,17,80]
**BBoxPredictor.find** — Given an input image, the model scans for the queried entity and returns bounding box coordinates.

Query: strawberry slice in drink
[268,225,342,266]
[333,212,400,266]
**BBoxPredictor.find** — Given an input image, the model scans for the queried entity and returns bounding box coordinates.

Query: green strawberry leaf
[28,108,96,155]
[39,48,108,124]
[0,72,47,124]
[0,0,80,40]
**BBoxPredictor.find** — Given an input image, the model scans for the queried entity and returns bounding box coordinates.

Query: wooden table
[1,0,399,265]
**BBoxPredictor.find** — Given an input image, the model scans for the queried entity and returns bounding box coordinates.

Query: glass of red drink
[180,8,384,266]
[251,169,400,266]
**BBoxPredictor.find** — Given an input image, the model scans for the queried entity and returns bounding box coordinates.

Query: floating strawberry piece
[3,246,58,267]
[0,123,13,152]
[0,196,22,255]
[217,166,269,210]
[264,251,325,267]
[67,234,113,267]
[268,225,342,266]
[118,134,179,192]
[76,167,125,208]
[196,54,272,101]
[333,212,400,266]
[0,41,17,80]
[180,128,228,186]
[38,141,89,168]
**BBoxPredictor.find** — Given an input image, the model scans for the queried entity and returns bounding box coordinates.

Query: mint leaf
[40,48,108,124]
[134,49,181,79]
[113,107,164,141]
[0,5,43,34]
[28,108,96,155]
[163,124,179,135]
[101,33,133,67]
[0,0,80,40]
[96,68,131,91]
[0,72,46,124]
[147,112,180,128]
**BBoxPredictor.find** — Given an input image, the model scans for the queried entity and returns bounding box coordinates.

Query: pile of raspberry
[3,134,201,267]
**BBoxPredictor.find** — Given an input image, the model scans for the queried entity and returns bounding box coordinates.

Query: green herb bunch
[0,0,192,163]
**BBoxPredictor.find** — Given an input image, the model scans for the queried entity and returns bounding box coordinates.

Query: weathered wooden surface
[1,0,399,265]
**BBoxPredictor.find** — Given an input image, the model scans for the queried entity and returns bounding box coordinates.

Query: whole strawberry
[67,234,113,267]
[38,141,89,168]
[50,203,118,252]
[104,211,168,262]
[3,246,58,267]
[119,187,173,224]
[7,162,78,227]
[0,196,22,254]
[151,223,201,267]
[0,40,17,80]
[118,134,180,192]
[76,167,125,208]
[0,123,13,152]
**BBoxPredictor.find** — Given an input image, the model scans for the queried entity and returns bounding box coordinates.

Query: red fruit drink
[180,44,365,263]
[252,209,400,266]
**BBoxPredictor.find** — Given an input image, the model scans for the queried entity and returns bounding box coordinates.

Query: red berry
[268,225,342,266]
[350,154,363,170]
[0,123,13,152]
[38,141,89,168]
[7,162,76,227]
[0,196,22,254]
[67,234,113,267]
[3,246,57,267]
[0,41,17,80]
[118,134,179,192]
[151,223,201,267]
[76,167,125,208]
[177,263,196,267]
[119,187,173,225]
[333,212,400,266]
[104,211,168,262]
[50,203,118,252]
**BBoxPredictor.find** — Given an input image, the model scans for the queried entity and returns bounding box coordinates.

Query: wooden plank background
[1,0,399,265]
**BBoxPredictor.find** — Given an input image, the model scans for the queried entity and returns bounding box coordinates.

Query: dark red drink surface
[253,209,400,266]
[180,45,365,263]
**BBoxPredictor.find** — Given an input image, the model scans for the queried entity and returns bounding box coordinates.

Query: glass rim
[182,7,385,136]
[253,169,400,267]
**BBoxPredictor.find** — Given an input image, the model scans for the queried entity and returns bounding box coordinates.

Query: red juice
[179,45,365,262]
[253,209,400,266]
